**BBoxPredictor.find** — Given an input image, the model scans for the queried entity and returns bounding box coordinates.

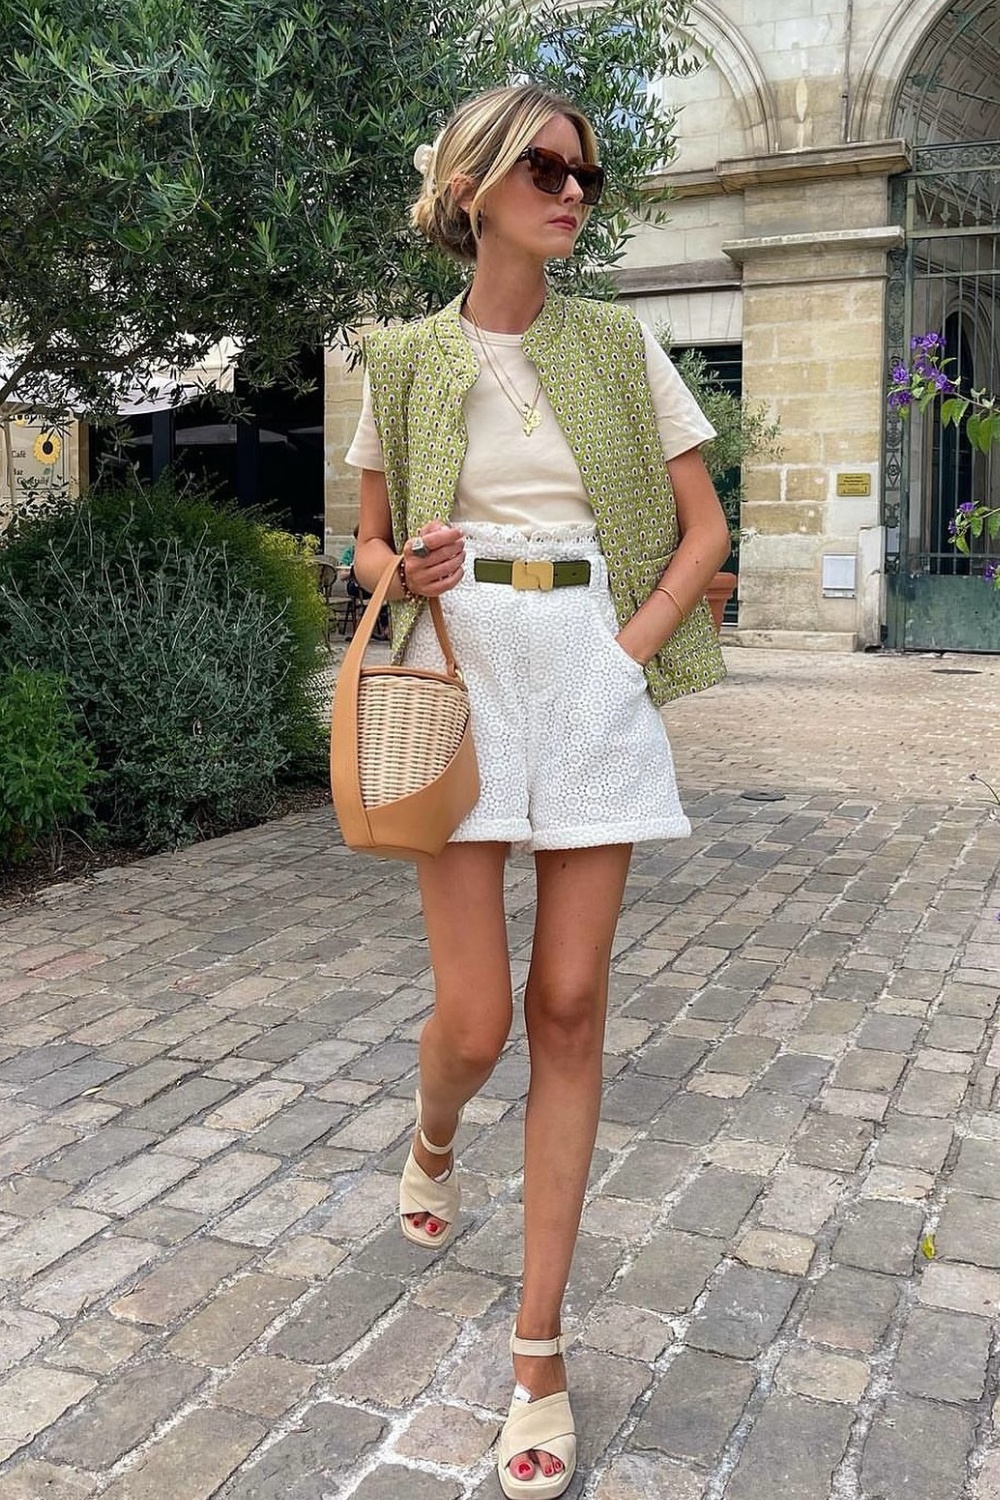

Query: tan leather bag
[330,557,480,859]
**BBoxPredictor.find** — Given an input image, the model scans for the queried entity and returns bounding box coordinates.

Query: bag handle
[341,555,462,678]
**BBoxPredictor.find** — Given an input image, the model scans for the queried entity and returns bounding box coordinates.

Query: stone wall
[632,0,954,647]
[323,346,364,558]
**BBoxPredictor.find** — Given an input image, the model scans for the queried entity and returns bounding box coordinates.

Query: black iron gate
[884,142,1000,651]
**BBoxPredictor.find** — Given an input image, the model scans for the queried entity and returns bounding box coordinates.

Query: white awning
[1,338,240,417]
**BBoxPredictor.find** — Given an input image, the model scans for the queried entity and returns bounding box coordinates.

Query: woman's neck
[463,263,548,335]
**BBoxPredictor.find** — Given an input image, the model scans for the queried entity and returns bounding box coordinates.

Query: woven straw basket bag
[330,556,480,859]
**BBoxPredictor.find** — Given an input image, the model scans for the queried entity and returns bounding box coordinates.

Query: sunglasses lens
[520,149,605,205]
[577,166,604,205]
[530,153,566,194]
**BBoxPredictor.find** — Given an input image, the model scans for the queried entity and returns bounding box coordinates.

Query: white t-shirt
[345,318,715,533]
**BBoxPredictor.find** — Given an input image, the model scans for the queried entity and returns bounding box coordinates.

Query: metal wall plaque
[836,472,872,498]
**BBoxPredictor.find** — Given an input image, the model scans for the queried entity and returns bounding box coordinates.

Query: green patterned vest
[365,289,725,705]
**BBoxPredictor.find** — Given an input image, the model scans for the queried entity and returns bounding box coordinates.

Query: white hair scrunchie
[413,143,435,177]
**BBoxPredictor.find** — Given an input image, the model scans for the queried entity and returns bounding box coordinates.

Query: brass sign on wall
[836,472,873,498]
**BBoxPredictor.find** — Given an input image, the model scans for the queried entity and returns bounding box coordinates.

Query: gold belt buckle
[511,559,554,591]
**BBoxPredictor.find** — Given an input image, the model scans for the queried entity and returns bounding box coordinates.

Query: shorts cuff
[528,816,691,851]
[450,819,532,846]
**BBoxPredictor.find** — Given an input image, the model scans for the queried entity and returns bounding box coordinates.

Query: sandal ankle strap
[418,1128,456,1156]
[415,1089,460,1155]
[510,1328,567,1357]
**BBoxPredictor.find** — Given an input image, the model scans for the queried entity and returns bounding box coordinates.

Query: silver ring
[409,536,430,557]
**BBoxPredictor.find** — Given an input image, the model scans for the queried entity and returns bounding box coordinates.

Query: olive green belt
[472,559,591,592]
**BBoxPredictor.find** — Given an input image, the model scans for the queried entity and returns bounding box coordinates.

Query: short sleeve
[639,322,716,461]
[344,372,385,471]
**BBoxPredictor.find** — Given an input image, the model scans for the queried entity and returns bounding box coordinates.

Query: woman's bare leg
[407,841,513,1236]
[507,844,632,1484]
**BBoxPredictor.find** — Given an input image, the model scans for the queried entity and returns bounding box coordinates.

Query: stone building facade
[325,0,1000,652]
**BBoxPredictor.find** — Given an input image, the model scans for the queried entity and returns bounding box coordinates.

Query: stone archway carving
[850,0,967,142]
[679,0,778,156]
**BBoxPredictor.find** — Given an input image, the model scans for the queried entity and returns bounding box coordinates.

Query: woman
[346,82,730,1500]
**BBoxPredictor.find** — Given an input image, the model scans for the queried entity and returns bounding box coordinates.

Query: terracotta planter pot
[705,571,738,632]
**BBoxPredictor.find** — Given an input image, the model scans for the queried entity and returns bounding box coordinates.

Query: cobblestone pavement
[1,647,998,1500]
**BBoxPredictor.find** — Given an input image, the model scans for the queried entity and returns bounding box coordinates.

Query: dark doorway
[89,349,325,537]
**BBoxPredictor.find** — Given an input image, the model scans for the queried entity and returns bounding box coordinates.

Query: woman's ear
[450,173,477,215]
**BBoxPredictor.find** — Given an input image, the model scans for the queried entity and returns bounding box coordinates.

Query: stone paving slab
[0,646,998,1498]
[666,645,1000,805]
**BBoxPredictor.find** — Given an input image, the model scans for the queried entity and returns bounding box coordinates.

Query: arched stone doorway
[883,0,1000,650]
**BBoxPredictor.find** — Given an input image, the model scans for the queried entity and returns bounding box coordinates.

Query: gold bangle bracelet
[655,584,684,619]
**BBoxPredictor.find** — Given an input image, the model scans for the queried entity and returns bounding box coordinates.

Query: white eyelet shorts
[404,522,691,853]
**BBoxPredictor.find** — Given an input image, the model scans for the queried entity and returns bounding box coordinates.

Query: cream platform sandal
[398,1090,461,1248]
[497,1330,576,1500]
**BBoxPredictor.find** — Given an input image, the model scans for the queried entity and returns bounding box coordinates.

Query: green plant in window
[660,338,783,562]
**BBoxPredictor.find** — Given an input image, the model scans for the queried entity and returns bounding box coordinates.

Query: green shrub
[2,476,326,770]
[0,667,98,865]
[0,478,323,849]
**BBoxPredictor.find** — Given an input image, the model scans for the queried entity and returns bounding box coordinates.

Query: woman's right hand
[403,522,465,597]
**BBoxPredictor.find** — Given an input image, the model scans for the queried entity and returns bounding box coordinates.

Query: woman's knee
[525,980,604,1059]
[454,1026,509,1076]
[426,1008,510,1078]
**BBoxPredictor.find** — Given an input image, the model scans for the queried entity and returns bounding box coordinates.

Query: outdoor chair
[316,561,351,646]
[315,560,388,645]
[347,567,390,641]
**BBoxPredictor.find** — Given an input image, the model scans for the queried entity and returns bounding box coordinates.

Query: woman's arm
[615,446,732,665]
[353,469,400,595]
[353,469,465,599]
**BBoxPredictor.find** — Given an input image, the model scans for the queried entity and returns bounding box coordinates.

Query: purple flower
[933,370,956,393]
[891,362,909,384]
[889,389,913,411]
[910,332,943,351]
[947,520,957,538]
[985,561,998,583]
[958,501,976,514]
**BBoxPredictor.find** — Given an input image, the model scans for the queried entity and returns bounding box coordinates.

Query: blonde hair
[411,83,599,264]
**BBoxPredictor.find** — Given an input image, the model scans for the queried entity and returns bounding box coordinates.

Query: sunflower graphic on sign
[33,431,62,465]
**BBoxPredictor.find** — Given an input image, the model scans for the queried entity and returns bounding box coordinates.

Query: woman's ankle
[513,1313,563,1342]
[415,1087,462,1151]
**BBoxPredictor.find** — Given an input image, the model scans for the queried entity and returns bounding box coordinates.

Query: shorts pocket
[589,591,648,686]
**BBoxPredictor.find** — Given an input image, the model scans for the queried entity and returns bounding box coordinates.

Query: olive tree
[0,0,699,422]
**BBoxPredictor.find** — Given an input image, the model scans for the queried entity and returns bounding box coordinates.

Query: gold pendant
[522,405,541,436]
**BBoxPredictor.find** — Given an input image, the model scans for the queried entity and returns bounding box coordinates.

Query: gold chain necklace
[464,301,543,437]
